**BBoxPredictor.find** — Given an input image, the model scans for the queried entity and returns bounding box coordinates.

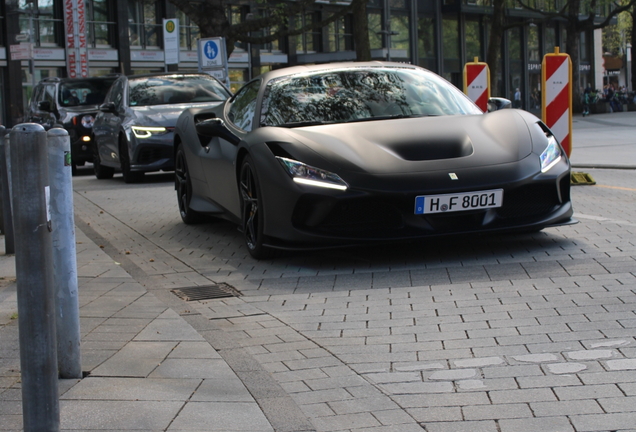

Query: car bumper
[130,132,175,173]
[257,152,575,250]
[65,122,96,165]
[69,133,94,165]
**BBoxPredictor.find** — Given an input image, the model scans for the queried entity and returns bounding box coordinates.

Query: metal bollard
[48,127,82,379]
[0,127,3,233]
[10,123,60,432]
[0,127,15,254]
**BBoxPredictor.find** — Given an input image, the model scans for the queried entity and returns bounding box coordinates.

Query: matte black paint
[174,62,574,252]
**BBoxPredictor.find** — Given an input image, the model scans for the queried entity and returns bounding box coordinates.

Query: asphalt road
[64,109,636,432]
[570,111,636,169]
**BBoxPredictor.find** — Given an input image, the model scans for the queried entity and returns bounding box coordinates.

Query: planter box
[590,102,612,114]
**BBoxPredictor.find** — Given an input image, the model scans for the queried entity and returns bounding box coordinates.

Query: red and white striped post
[463,57,490,112]
[542,47,573,157]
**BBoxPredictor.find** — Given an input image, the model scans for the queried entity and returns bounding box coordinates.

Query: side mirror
[99,102,118,114]
[195,118,240,146]
[38,100,52,112]
[487,97,512,112]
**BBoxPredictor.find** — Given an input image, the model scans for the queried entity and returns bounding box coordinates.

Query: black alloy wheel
[175,144,206,224]
[119,136,144,183]
[93,142,114,179]
[239,155,271,259]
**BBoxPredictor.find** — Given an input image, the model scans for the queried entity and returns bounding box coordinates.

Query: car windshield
[261,67,483,127]
[128,75,230,107]
[59,78,118,107]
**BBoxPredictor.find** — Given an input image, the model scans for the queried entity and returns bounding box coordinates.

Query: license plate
[414,189,503,215]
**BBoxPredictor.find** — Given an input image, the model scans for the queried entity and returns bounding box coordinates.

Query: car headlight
[540,134,562,173]
[276,157,348,191]
[131,126,168,139]
[81,115,95,128]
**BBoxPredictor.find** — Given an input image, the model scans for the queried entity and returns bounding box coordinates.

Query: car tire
[175,144,206,224]
[119,136,144,184]
[239,155,272,260]
[93,142,114,179]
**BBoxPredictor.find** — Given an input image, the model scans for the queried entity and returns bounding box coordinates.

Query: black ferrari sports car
[173,62,574,259]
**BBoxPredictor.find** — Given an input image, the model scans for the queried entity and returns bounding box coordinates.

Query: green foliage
[603,11,633,56]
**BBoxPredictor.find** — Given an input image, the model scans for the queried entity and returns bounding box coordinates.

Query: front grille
[294,196,404,235]
[423,210,487,232]
[320,200,403,232]
[136,146,173,164]
[497,183,560,219]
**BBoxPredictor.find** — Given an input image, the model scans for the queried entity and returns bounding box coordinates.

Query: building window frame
[86,0,116,48]
[127,0,163,49]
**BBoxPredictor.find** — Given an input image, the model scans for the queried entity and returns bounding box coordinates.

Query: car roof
[124,72,218,80]
[39,75,120,84]
[256,61,423,82]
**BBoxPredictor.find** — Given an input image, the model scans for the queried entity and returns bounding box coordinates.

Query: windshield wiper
[269,120,337,128]
[344,113,429,123]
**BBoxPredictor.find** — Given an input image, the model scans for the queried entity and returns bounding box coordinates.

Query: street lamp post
[626,43,632,92]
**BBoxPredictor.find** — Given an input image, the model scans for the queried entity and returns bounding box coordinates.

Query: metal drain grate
[171,284,240,301]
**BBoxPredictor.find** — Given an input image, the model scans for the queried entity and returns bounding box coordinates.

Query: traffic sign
[10,43,32,60]
[198,37,229,87]
[198,38,225,69]
[163,18,179,65]
[542,47,572,157]
[463,57,490,112]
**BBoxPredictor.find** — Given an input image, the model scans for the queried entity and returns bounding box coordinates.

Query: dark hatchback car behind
[92,73,230,183]
[25,75,118,172]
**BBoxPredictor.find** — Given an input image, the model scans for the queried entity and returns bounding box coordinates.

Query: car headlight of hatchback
[276,157,348,191]
[131,126,168,139]
[540,134,562,173]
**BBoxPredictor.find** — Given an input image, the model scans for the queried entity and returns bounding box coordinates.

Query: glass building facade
[0,0,613,126]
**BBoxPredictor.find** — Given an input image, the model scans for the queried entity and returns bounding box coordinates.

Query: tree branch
[228,0,355,44]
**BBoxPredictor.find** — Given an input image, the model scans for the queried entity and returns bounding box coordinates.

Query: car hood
[130,103,216,127]
[59,105,101,122]
[278,110,535,174]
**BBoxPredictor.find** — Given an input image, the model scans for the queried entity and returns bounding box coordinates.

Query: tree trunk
[565,0,582,113]
[352,0,372,61]
[486,0,506,95]
[169,0,234,55]
[632,7,636,91]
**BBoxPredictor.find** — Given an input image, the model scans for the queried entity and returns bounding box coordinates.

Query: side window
[227,80,260,131]
[44,85,56,106]
[107,79,125,112]
[30,85,43,111]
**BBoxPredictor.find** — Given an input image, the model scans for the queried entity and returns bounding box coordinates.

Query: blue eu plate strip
[414,196,425,215]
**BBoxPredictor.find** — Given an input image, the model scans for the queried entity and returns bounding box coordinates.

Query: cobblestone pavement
[65,162,636,432]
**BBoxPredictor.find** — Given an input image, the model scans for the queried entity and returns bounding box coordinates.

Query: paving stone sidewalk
[0,230,275,432]
[1,111,635,432]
